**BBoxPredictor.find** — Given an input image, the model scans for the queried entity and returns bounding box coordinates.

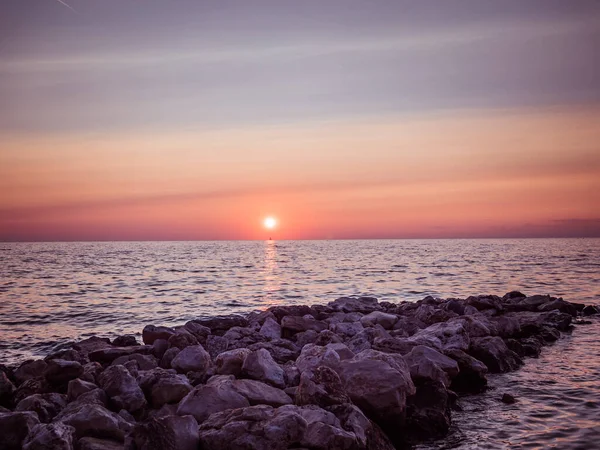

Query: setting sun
[264,217,277,230]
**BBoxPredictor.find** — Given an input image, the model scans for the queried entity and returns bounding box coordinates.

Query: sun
[263,217,277,229]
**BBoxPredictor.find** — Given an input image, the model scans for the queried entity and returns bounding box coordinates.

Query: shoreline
[1,292,598,449]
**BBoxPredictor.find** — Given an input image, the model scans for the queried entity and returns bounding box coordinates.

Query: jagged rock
[469,336,523,373]
[313,330,343,346]
[443,349,488,393]
[393,316,426,335]
[81,362,103,383]
[0,411,40,450]
[151,339,169,360]
[582,305,599,316]
[44,359,83,386]
[204,335,229,359]
[231,379,293,407]
[112,335,138,347]
[56,402,131,440]
[183,321,211,342]
[22,422,75,450]
[360,311,398,329]
[268,305,314,321]
[538,299,577,316]
[112,353,158,371]
[71,388,108,407]
[330,321,364,338]
[328,403,396,449]
[296,366,350,407]
[78,437,124,450]
[490,316,521,338]
[45,349,87,365]
[170,345,212,374]
[403,346,459,387]
[501,393,517,404]
[283,363,301,387]
[97,365,147,413]
[242,348,285,388]
[296,344,341,373]
[67,379,98,402]
[281,315,328,337]
[72,337,113,356]
[247,339,302,364]
[325,343,355,360]
[130,415,199,450]
[16,393,67,423]
[167,330,199,350]
[15,360,48,386]
[294,330,319,347]
[260,317,282,340]
[328,296,380,313]
[149,373,192,407]
[142,325,175,345]
[89,346,152,365]
[0,370,15,407]
[214,348,250,376]
[159,347,180,369]
[176,377,249,423]
[14,378,51,405]
[403,379,451,444]
[193,316,248,335]
[372,337,416,355]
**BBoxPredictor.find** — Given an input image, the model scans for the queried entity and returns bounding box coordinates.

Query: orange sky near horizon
[1,106,599,241]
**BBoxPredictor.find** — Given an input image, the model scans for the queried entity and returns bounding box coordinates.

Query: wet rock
[112,353,158,371]
[328,296,380,313]
[539,326,561,342]
[0,411,40,450]
[260,317,282,340]
[360,311,398,329]
[142,325,175,345]
[16,393,67,423]
[501,393,517,404]
[112,335,138,347]
[89,346,152,365]
[444,349,488,393]
[469,336,523,373]
[170,345,211,374]
[130,415,199,450]
[193,315,248,335]
[325,342,355,360]
[78,437,124,450]
[0,370,15,407]
[538,299,577,316]
[97,365,147,413]
[167,330,199,350]
[231,379,293,406]
[296,366,350,407]
[22,422,75,450]
[214,348,250,376]
[281,315,328,337]
[268,305,314,321]
[582,305,599,316]
[296,344,341,373]
[403,379,451,444]
[56,403,130,441]
[328,403,395,450]
[72,337,113,356]
[242,348,285,388]
[176,378,249,423]
[15,360,48,386]
[204,335,229,359]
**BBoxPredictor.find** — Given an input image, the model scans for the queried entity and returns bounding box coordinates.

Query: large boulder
[111,353,158,371]
[89,346,152,365]
[55,402,131,441]
[97,365,147,413]
[44,359,83,385]
[14,360,49,386]
[469,336,523,373]
[170,345,212,375]
[296,366,350,408]
[247,340,301,364]
[129,415,199,450]
[231,379,293,407]
[22,422,75,450]
[328,403,396,450]
[15,393,67,423]
[403,379,452,444]
[403,346,459,387]
[176,378,250,423]
[241,348,285,388]
[215,348,250,376]
[0,411,41,450]
[296,344,341,374]
[444,348,488,393]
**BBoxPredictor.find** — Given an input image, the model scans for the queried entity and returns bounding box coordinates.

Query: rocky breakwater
[1,292,598,450]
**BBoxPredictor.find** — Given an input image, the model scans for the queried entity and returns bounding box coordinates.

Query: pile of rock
[0,292,596,449]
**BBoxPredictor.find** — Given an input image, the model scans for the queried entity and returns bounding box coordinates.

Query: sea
[1,238,599,448]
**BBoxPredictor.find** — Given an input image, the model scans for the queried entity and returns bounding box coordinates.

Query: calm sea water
[1,238,599,448]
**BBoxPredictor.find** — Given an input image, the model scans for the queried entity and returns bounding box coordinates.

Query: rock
[415,304,458,326]
[170,345,212,374]
[403,346,459,387]
[167,330,199,350]
[328,296,380,313]
[314,330,343,346]
[150,373,192,408]
[247,339,301,364]
[242,348,285,388]
[0,370,15,407]
[15,393,67,423]
[296,366,350,407]
[112,335,138,347]
[231,379,293,407]
[159,347,180,369]
[335,350,415,445]
[444,299,466,315]
[214,348,250,376]
[78,437,124,450]
[67,379,98,401]
[176,379,249,423]
[151,339,169,360]
[501,393,517,404]
[142,325,175,345]
[56,403,130,441]
[268,305,314,321]
[97,365,147,413]
[112,353,158,371]
[469,336,523,373]
[130,415,199,450]
[15,360,48,386]
[295,344,341,373]
[283,363,301,387]
[506,337,542,358]
[183,321,211,342]
[582,305,599,316]
[281,315,328,337]
[193,316,248,335]
[490,316,521,338]
[204,335,229,359]
[360,311,398,329]
[325,343,355,361]
[22,422,75,450]
[414,320,470,352]
[294,330,319,347]
[45,349,87,365]
[403,379,451,444]
[260,317,282,340]
[72,337,113,356]
[0,411,40,450]
[372,337,416,355]
[328,403,395,450]
[538,299,577,316]
[330,321,364,339]
[89,346,152,365]
[72,388,108,407]
[81,362,103,383]
[44,359,83,386]
[443,349,488,393]
[13,378,51,405]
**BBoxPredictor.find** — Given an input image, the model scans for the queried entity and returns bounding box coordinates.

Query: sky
[0,0,599,240]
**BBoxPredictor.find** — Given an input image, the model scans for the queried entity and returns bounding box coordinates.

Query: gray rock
[112,335,138,347]
[97,365,147,413]
[130,415,199,450]
[231,379,293,406]
[167,330,199,350]
[327,296,380,313]
[260,317,282,340]
[214,348,250,376]
[0,370,15,407]
[15,393,67,423]
[295,344,340,374]
[112,353,158,371]
[330,321,364,339]
[89,346,153,365]
[170,345,212,374]
[176,378,249,423]
[159,347,180,369]
[204,335,229,359]
[56,402,131,441]
[444,348,488,393]
[242,348,285,388]
[22,422,75,450]
[360,311,398,329]
[67,379,98,402]
[296,366,350,408]
[403,346,459,387]
[281,315,328,336]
